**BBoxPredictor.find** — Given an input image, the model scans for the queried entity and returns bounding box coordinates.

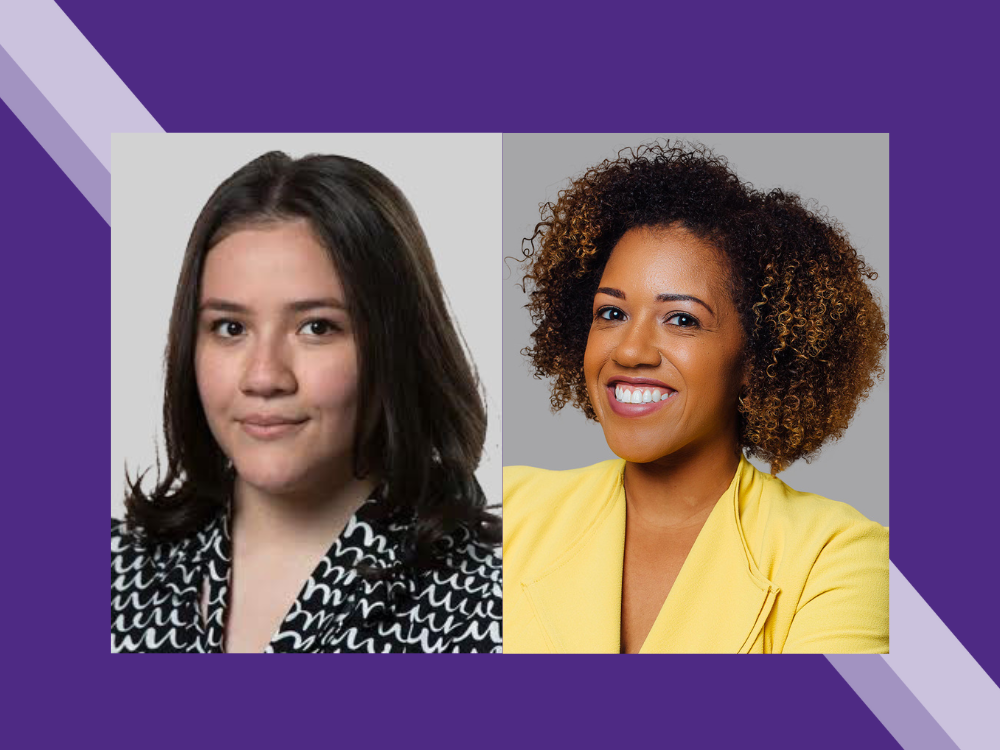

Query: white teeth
[613,385,671,404]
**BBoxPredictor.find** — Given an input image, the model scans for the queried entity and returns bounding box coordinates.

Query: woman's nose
[613,318,662,368]
[239,338,297,397]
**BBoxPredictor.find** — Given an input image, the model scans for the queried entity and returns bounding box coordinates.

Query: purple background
[3,1,993,746]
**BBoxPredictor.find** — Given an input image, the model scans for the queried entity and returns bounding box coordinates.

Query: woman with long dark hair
[112,151,501,653]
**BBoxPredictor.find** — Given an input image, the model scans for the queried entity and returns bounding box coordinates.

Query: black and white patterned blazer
[111,499,502,653]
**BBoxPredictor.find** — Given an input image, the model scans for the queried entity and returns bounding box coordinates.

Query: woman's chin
[603,435,670,465]
[233,463,312,499]
[609,448,669,465]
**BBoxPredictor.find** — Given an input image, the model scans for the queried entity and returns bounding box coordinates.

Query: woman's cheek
[308,355,359,413]
[195,346,235,428]
[583,334,604,414]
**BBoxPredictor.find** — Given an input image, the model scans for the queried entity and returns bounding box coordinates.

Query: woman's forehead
[600,226,731,301]
[200,220,345,304]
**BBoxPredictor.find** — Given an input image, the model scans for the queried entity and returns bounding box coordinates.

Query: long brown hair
[125,151,498,569]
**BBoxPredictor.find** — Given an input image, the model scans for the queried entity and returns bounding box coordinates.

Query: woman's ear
[737,358,750,393]
[735,362,751,415]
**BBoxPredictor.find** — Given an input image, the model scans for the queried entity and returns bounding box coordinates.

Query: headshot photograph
[503,133,889,654]
[111,133,502,653]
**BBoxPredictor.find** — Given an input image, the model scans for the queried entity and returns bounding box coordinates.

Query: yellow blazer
[503,456,889,653]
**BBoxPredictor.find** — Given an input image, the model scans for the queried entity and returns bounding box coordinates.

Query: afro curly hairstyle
[520,141,887,474]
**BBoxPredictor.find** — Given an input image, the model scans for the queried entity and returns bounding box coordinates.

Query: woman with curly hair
[112,150,501,653]
[504,140,888,654]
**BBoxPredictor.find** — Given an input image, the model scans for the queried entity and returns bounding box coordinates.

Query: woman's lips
[605,382,677,418]
[239,418,308,440]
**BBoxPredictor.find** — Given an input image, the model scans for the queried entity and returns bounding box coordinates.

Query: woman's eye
[667,313,699,327]
[212,320,245,338]
[597,307,626,322]
[299,319,338,336]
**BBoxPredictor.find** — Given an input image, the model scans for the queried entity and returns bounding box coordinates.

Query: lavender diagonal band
[827,654,960,750]
[0,42,110,224]
[882,563,1000,749]
[0,0,161,176]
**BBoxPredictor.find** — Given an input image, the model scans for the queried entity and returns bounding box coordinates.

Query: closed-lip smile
[604,376,677,416]
[241,414,307,426]
[239,414,308,439]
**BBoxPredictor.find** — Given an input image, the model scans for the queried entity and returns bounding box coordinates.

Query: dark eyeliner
[594,305,626,322]
[665,311,700,327]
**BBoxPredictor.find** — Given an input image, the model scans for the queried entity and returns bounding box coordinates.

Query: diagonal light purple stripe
[881,562,1000,750]
[0,43,110,224]
[827,654,959,750]
[0,0,161,172]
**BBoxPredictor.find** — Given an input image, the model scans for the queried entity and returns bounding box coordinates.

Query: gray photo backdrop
[502,133,889,526]
[112,133,502,519]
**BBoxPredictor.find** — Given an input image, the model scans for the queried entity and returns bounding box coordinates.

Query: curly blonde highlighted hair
[521,141,887,474]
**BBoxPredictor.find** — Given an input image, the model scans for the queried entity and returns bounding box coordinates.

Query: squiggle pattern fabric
[111,501,502,653]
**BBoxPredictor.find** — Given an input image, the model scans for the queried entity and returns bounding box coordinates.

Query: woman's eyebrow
[286,298,346,313]
[595,287,715,316]
[199,298,346,313]
[595,287,625,300]
[199,299,247,313]
[656,293,714,316]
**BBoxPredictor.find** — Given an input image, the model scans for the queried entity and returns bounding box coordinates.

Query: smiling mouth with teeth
[613,384,673,404]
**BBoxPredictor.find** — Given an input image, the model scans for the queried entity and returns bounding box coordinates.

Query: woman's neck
[231,471,379,553]
[623,443,742,528]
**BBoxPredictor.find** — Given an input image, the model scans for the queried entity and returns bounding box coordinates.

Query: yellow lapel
[520,462,627,653]
[639,457,778,653]
[520,457,778,653]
